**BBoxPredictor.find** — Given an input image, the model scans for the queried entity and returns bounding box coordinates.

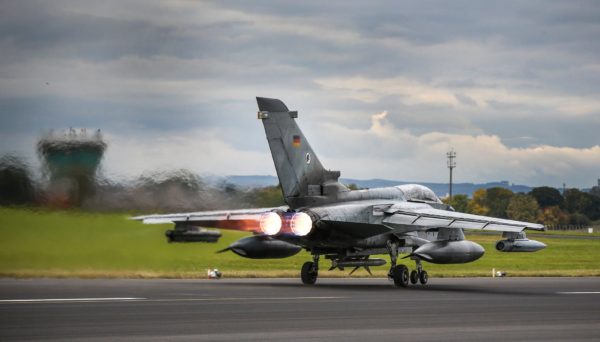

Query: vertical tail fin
[256,97,344,208]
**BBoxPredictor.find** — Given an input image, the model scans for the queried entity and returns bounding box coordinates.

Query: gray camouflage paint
[135,97,546,267]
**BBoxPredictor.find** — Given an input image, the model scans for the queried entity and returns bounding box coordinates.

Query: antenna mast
[447,149,456,199]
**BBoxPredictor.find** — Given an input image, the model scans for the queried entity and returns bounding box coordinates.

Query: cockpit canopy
[395,184,442,203]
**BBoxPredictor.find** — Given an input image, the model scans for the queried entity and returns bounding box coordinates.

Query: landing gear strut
[387,241,409,287]
[387,240,398,279]
[301,254,319,285]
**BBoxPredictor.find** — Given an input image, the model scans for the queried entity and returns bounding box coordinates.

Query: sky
[0,0,599,188]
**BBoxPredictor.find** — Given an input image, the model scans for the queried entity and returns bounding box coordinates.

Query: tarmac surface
[1,277,599,341]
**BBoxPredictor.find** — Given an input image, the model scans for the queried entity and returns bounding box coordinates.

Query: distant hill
[340,179,532,197]
[215,175,533,197]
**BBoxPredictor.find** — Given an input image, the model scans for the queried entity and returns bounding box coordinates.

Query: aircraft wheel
[301,261,318,285]
[419,270,428,285]
[410,270,419,284]
[393,265,409,287]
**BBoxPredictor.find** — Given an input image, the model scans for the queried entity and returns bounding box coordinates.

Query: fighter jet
[133,97,546,287]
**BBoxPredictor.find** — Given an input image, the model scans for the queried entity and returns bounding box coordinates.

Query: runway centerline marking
[0,297,145,304]
[556,292,600,295]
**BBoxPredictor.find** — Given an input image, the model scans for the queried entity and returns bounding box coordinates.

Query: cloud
[315,75,600,116]
[313,110,600,187]
[100,130,274,180]
[0,0,598,188]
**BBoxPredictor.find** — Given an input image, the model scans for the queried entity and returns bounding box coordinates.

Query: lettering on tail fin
[256,97,347,208]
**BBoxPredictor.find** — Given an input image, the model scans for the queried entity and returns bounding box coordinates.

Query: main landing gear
[409,258,428,285]
[387,241,428,288]
[300,244,428,287]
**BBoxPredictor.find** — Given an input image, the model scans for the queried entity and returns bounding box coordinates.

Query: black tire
[301,261,318,285]
[393,265,409,287]
[419,270,428,285]
[410,270,419,284]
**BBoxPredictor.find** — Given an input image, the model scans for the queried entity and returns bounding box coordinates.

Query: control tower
[37,128,106,207]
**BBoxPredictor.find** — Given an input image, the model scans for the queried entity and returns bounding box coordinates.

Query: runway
[1,277,599,341]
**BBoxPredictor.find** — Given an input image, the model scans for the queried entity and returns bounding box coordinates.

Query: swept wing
[383,203,544,233]
[131,206,289,235]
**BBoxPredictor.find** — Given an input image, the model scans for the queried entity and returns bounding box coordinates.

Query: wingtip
[529,224,546,231]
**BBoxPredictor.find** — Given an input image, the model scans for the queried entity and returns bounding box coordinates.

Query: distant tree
[537,205,569,226]
[222,182,238,195]
[582,195,600,221]
[346,183,359,190]
[590,186,600,198]
[485,187,514,218]
[467,189,489,215]
[0,154,36,206]
[131,169,207,212]
[564,189,589,213]
[506,193,539,222]
[443,194,469,212]
[569,212,591,226]
[243,185,285,207]
[529,186,563,208]
[563,188,600,221]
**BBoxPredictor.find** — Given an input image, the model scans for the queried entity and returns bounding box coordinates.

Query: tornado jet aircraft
[134,97,546,287]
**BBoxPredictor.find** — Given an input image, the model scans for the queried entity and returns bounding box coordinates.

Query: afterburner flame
[259,212,282,235]
[290,212,312,236]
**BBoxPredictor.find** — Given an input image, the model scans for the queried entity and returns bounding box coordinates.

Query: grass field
[1,207,599,278]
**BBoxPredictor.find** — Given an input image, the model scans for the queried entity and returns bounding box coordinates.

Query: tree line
[2,154,599,226]
[443,186,600,226]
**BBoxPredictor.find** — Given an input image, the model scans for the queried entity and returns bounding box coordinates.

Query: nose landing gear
[301,254,319,285]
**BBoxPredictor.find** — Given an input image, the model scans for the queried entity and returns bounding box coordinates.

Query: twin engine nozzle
[259,212,313,236]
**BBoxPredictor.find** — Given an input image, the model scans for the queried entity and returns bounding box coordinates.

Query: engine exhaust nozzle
[289,212,313,236]
[259,212,282,236]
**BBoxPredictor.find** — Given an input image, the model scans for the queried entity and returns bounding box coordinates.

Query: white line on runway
[144,296,346,303]
[0,296,344,304]
[0,297,146,303]
[556,292,600,294]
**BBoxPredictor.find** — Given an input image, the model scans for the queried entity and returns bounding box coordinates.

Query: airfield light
[259,212,282,235]
[290,212,312,236]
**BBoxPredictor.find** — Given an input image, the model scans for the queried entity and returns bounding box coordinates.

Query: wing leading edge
[383,206,544,233]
